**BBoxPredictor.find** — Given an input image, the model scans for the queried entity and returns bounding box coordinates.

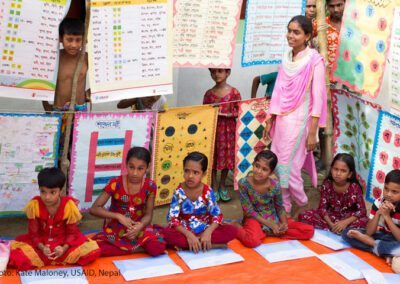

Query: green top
[260,72,278,97]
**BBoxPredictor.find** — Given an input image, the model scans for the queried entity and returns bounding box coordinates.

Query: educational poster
[332,89,381,200]
[367,111,400,203]
[69,112,153,211]
[241,0,305,66]
[153,105,218,206]
[389,7,400,114]
[0,0,71,100]
[234,98,269,189]
[88,0,173,103]
[332,0,396,98]
[173,0,243,68]
[0,113,61,216]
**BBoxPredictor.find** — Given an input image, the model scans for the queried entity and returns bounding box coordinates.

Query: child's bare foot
[386,256,393,266]
[212,244,228,249]
[347,230,375,246]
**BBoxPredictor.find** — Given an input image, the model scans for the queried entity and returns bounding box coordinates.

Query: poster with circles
[331,0,396,98]
[153,105,218,206]
[367,111,400,202]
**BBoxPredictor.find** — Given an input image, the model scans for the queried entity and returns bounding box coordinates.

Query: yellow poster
[153,105,218,206]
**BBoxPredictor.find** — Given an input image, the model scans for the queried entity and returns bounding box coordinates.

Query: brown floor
[0,170,326,238]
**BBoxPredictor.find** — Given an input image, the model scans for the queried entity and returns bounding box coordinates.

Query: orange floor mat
[1,238,394,284]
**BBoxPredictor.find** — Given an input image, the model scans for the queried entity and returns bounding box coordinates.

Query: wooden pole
[316,0,333,171]
[60,1,91,195]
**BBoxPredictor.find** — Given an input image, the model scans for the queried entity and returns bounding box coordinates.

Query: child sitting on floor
[299,153,368,234]
[343,169,400,272]
[162,152,238,253]
[235,150,314,248]
[90,147,166,257]
[8,168,100,270]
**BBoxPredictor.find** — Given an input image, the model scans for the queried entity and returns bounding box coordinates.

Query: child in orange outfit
[8,168,100,270]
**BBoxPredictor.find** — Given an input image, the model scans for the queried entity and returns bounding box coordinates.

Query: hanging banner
[153,105,218,206]
[389,7,400,114]
[0,0,71,100]
[367,111,400,203]
[331,0,396,98]
[0,113,61,216]
[332,89,381,202]
[241,0,305,66]
[69,112,154,211]
[234,98,269,189]
[173,0,242,68]
[88,0,173,103]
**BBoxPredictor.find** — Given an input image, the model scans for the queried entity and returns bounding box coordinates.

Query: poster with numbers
[0,0,71,100]
[88,0,173,103]
[241,0,305,66]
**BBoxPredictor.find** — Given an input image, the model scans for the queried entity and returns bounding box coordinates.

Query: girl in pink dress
[203,69,241,202]
[264,15,327,218]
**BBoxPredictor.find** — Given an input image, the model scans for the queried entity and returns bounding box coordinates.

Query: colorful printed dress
[167,184,223,234]
[93,176,165,254]
[299,179,369,230]
[8,196,100,270]
[203,88,241,170]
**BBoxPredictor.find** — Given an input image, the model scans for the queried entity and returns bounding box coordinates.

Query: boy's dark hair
[38,167,66,189]
[126,146,151,166]
[208,68,231,73]
[59,18,84,37]
[183,152,208,172]
[327,153,363,190]
[254,150,278,171]
[288,15,313,36]
[385,169,400,185]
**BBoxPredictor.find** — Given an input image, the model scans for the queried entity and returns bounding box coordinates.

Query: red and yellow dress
[93,176,166,256]
[8,196,100,271]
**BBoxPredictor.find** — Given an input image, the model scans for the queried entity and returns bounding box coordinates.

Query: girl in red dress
[8,168,100,270]
[90,147,165,256]
[203,68,241,202]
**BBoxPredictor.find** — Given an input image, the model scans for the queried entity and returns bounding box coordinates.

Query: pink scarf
[269,47,323,115]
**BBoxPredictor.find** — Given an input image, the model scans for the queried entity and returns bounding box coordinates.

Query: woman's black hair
[38,167,66,189]
[126,146,151,166]
[288,15,313,36]
[327,153,363,189]
[385,169,400,185]
[183,151,208,172]
[253,150,278,171]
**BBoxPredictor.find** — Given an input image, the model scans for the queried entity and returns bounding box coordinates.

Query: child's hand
[199,229,212,251]
[186,232,201,253]
[41,244,53,258]
[278,222,288,234]
[123,222,143,240]
[53,245,68,259]
[118,214,134,230]
[380,201,395,217]
[331,220,348,234]
[270,223,281,235]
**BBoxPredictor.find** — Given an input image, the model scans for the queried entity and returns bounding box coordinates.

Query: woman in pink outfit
[264,15,327,218]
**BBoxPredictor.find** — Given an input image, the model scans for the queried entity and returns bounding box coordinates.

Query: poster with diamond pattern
[234,98,269,189]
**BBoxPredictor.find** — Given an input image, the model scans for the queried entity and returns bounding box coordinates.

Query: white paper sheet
[311,229,351,250]
[253,240,316,263]
[177,248,244,270]
[382,273,400,283]
[113,254,183,281]
[19,267,88,284]
[317,251,377,281]
[362,269,390,284]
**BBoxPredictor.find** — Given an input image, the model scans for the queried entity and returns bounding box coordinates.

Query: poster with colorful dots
[69,112,154,211]
[332,89,381,202]
[389,7,400,115]
[153,105,218,206]
[331,0,396,98]
[367,111,400,203]
[0,0,71,101]
[0,113,61,216]
[88,0,173,103]
[234,98,269,189]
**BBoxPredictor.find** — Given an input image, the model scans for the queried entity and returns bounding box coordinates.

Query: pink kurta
[269,47,327,212]
[203,87,241,170]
